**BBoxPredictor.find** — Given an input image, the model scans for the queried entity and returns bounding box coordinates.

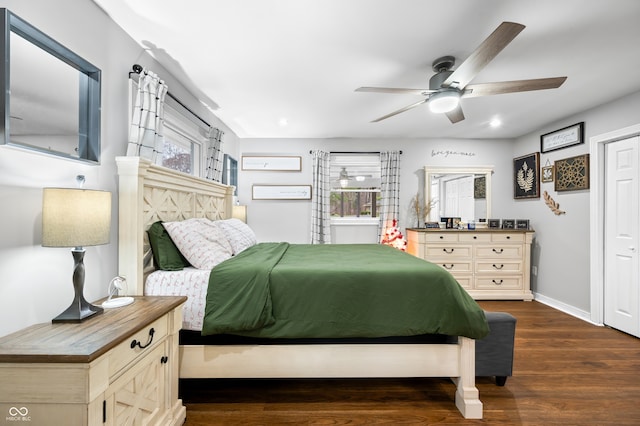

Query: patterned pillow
[162,218,233,269]
[215,218,257,254]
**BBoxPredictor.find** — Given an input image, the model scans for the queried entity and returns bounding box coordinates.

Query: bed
[116,156,486,419]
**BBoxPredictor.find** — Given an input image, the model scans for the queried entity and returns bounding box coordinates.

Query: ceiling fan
[356,22,567,124]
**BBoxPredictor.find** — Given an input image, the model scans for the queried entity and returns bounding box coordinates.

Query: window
[162,97,207,176]
[222,154,238,195]
[330,153,381,218]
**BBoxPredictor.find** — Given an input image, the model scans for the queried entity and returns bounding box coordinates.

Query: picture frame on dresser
[488,219,501,229]
[516,219,530,230]
[502,219,515,229]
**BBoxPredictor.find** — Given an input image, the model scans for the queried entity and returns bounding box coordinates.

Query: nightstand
[0,296,187,426]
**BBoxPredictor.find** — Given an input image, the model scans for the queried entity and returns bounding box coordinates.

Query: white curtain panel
[205,127,224,182]
[310,150,332,244]
[378,151,402,242]
[126,69,168,164]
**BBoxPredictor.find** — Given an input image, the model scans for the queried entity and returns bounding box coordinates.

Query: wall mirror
[424,166,493,223]
[0,8,101,163]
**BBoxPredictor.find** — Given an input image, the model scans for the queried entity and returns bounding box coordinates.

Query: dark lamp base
[52,298,103,323]
[52,248,104,323]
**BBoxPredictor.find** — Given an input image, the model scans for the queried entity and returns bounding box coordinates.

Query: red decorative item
[381,219,407,251]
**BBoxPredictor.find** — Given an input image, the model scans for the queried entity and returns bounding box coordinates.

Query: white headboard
[116,156,234,295]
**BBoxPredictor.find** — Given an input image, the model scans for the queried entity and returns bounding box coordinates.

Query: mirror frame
[424,165,494,222]
[0,8,101,163]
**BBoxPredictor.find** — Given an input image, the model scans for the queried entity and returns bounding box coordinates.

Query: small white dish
[102,296,135,309]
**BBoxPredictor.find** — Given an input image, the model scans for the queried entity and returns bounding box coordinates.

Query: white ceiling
[92,0,640,139]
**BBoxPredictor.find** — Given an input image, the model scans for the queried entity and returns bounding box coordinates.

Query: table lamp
[42,187,112,323]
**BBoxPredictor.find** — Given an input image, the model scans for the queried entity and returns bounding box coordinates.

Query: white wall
[509,91,640,315]
[238,137,515,243]
[0,0,238,337]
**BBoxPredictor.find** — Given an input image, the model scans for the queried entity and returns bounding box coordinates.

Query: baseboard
[533,292,601,326]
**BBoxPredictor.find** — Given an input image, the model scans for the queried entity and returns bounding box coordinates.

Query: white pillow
[162,218,233,269]
[215,218,257,254]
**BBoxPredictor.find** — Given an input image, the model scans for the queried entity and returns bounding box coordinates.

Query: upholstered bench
[476,311,517,386]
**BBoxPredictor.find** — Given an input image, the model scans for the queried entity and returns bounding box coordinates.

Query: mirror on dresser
[424,166,494,224]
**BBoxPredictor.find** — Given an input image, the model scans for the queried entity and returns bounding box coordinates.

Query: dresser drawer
[452,274,472,290]
[425,245,472,259]
[491,233,524,243]
[459,233,491,243]
[475,245,523,258]
[424,232,459,243]
[109,316,168,379]
[433,260,473,274]
[475,276,523,290]
[475,260,523,274]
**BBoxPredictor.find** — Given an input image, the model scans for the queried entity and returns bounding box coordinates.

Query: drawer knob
[131,327,155,350]
[442,264,454,270]
[439,236,444,239]
[506,236,511,239]
[492,279,504,285]
[473,236,477,239]
[161,356,169,364]
[493,248,504,254]
[443,248,454,254]
[493,264,504,269]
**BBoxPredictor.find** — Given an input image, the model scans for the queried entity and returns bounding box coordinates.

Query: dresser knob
[492,279,504,285]
[439,236,444,239]
[492,248,504,254]
[493,264,504,269]
[161,356,169,364]
[442,264,454,270]
[443,248,454,254]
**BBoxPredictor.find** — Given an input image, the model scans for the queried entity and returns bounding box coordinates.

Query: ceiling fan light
[339,167,349,188]
[428,91,460,114]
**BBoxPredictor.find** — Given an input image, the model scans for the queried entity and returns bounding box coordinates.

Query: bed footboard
[179,337,482,419]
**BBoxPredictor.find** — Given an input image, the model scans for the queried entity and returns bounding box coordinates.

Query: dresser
[0,296,187,426]
[407,228,534,300]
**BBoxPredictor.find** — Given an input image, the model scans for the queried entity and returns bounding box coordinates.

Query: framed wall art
[513,152,540,199]
[555,154,590,192]
[252,184,312,200]
[488,219,501,229]
[242,155,302,171]
[540,122,584,153]
[541,164,554,183]
[502,219,515,229]
[516,219,530,230]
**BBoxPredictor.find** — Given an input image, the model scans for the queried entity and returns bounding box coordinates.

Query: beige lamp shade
[232,205,247,223]
[42,188,112,247]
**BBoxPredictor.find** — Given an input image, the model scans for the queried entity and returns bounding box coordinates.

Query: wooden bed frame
[116,156,483,419]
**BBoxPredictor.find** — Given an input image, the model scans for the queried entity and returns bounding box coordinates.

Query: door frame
[590,123,640,325]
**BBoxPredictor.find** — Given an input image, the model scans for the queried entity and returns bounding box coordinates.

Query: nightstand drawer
[109,316,168,379]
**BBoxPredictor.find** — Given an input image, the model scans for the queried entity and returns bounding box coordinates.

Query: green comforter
[203,243,488,339]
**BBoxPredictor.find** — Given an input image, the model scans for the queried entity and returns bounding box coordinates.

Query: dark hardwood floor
[180,301,640,425]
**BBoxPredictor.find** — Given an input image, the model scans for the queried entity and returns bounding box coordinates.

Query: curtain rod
[309,150,402,154]
[129,64,212,129]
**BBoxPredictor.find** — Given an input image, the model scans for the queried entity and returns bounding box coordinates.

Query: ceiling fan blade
[445,105,465,123]
[356,87,434,96]
[370,99,428,122]
[462,77,567,98]
[442,21,525,89]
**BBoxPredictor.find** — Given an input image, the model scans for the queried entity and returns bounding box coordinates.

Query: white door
[604,136,640,337]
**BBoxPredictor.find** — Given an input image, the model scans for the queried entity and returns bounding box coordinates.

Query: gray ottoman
[475,311,517,386]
